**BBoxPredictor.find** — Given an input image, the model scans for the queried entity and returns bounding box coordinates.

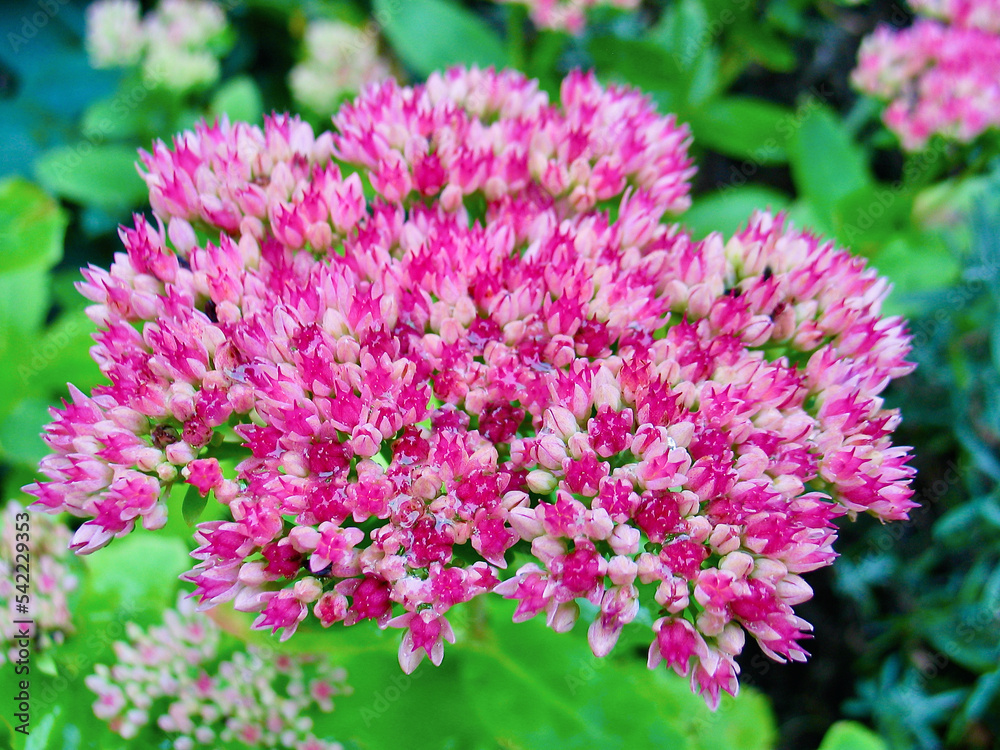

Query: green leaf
[589,37,680,96]
[682,186,790,240]
[960,669,1000,725]
[591,14,720,116]
[34,144,148,211]
[870,234,961,318]
[0,177,66,275]
[818,721,888,750]
[787,104,872,219]
[23,708,59,750]
[81,97,146,142]
[210,76,264,123]
[182,483,209,526]
[0,270,48,337]
[689,97,794,164]
[730,26,796,72]
[375,0,507,77]
[830,184,914,253]
[305,599,776,750]
[0,398,52,468]
[81,531,191,628]
[649,0,709,69]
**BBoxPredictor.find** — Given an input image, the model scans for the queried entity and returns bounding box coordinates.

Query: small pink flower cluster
[497,0,640,34]
[0,502,77,664]
[853,0,1000,150]
[28,67,916,707]
[86,0,231,92]
[85,596,349,749]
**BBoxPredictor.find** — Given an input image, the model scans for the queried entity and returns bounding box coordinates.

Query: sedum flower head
[0,501,77,663]
[85,0,144,68]
[853,0,1000,150]
[27,67,915,707]
[85,0,231,92]
[86,595,349,748]
[289,20,391,117]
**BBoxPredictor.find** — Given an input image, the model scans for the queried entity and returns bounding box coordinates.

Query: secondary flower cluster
[289,20,391,117]
[86,596,349,749]
[497,0,640,33]
[0,502,77,664]
[86,0,232,92]
[28,66,916,707]
[853,0,1000,150]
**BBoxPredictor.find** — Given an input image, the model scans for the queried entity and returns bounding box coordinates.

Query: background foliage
[0,0,997,749]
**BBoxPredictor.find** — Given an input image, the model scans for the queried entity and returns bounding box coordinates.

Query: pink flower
[88,595,350,749]
[388,609,457,673]
[853,13,1000,150]
[26,66,917,706]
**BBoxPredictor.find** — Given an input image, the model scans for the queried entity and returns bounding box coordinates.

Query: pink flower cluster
[86,596,349,749]
[0,502,77,664]
[853,0,1000,150]
[497,0,640,34]
[28,66,916,707]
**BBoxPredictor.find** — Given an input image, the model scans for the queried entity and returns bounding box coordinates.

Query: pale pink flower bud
[607,555,638,586]
[546,601,580,633]
[720,551,755,579]
[542,406,579,440]
[609,523,641,555]
[293,577,323,603]
[526,469,558,494]
[508,506,545,540]
[350,424,381,458]
[716,623,746,656]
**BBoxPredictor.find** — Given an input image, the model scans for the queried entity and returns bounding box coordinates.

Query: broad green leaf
[648,0,721,105]
[592,31,719,114]
[649,0,709,69]
[0,398,52,468]
[81,532,191,628]
[0,178,66,274]
[683,186,790,240]
[22,708,58,750]
[34,144,148,211]
[303,598,775,750]
[374,0,507,77]
[689,97,794,164]
[0,270,48,336]
[21,310,102,396]
[961,669,1000,724]
[787,104,872,219]
[831,184,914,254]
[589,37,680,96]
[870,234,961,318]
[730,26,796,72]
[182,483,209,526]
[818,721,888,750]
[210,76,264,123]
[81,96,148,142]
